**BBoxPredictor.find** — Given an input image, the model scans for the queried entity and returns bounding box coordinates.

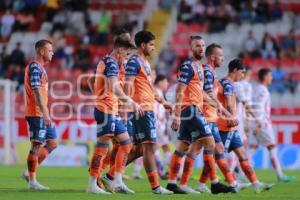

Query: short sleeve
[223,82,234,96]
[104,59,119,77]
[29,62,42,89]
[125,56,141,77]
[177,63,194,85]
[203,68,214,93]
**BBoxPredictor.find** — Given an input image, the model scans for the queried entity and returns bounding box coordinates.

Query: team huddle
[23,29,294,195]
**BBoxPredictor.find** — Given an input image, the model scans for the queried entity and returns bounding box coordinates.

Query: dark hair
[134,30,155,47]
[114,37,135,49]
[258,68,271,82]
[205,43,222,57]
[154,74,167,85]
[35,39,52,51]
[228,58,245,73]
[189,35,203,44]
[113,28,130,36]
[245,65,252,72]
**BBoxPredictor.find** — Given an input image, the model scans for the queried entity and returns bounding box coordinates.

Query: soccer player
[98,28,133,182]
[23,39,57,190]
[196,43,248,193]
[166,36,232,194]
[154,74,172,178]
[217,59,273,193]
[123,30,173,194]
[86,37,141,195]
[249,68,294,182]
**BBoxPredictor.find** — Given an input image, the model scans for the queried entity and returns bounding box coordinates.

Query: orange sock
[89,144,108,177]
[115,141,132,174]
[99,151,111,174]
[216,154,235,185]
[199,161,210,183]
[147,170,159,189]
[37,147,49,164]
[168,150,184,182]
[203,149,217,181]
[110,144,120,167]
[240,159,257,183]
[27,151,38,179]
[180,154,195,185]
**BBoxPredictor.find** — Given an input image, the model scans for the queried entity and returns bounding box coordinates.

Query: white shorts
[156,123,169,146]
[249,123,275,147]
[237,119,247,143]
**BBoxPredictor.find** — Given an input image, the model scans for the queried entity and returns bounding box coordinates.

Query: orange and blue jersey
[177,59,204,111]
[94,55,120,115]
[24,61,49,117]
[125,54,155,111]
[217,78,238,132]
[203,64,219,122]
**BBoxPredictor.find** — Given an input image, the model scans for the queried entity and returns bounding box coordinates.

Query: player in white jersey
[232,67,262,181]
[154,75,171,178]
[250,68,294,182]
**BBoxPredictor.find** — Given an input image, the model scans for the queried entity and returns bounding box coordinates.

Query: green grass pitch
[0,165,299,200]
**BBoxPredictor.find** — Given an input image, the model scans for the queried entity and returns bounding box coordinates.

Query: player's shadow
[0,188,84,193]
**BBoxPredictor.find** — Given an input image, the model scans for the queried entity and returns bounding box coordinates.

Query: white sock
[29,178,37,184]
[88,176,97,186]
[168,179,176,184]
[211,179,218,184]
[269,148,284,178]
[164,151,171,166]
[115,172,123,185]
[198,182,206,186]
[133,158,143,176]
[248,148,257,165]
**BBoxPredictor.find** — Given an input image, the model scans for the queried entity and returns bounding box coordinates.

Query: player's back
[217,78,237,131]
[24,61,48,117]
[94,56,119,115]
[178,59,204,111]
[125,54,155,111]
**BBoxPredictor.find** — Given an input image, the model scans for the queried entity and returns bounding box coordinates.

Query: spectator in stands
[253,0,270,23]
[261,32,280,59]
[10,42,26,67]
[286,73,298,94]
[0,45,11,76]
[0,10,15,38]
[270,64,286,94]
[280,29,297,59]
[191,0,206,23]
[74,43,90,72]
[14,10,34,31]
[237,1,252,22]
[269,0,283,20]
[96,8,111,45]
[46,0,60,21]
[242,30,260,58]
[12,0,25,12]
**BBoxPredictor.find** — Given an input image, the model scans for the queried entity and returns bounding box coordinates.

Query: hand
[132,102,144,116]
[227,118,239,127]
[171,116,180,131]
[163,102,173,113]
[43,115,51,127]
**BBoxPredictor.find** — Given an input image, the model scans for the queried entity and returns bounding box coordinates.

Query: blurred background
[0,0,299,169]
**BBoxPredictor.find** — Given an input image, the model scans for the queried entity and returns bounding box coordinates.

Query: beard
[193,52,203,60]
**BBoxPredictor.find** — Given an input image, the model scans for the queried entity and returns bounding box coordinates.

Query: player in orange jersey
[166,36,233,194]
[23,39,57,190]
[217,58,273,193]
[196,43,249,193]
[107,30,173,195]
[86,37,141,195]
